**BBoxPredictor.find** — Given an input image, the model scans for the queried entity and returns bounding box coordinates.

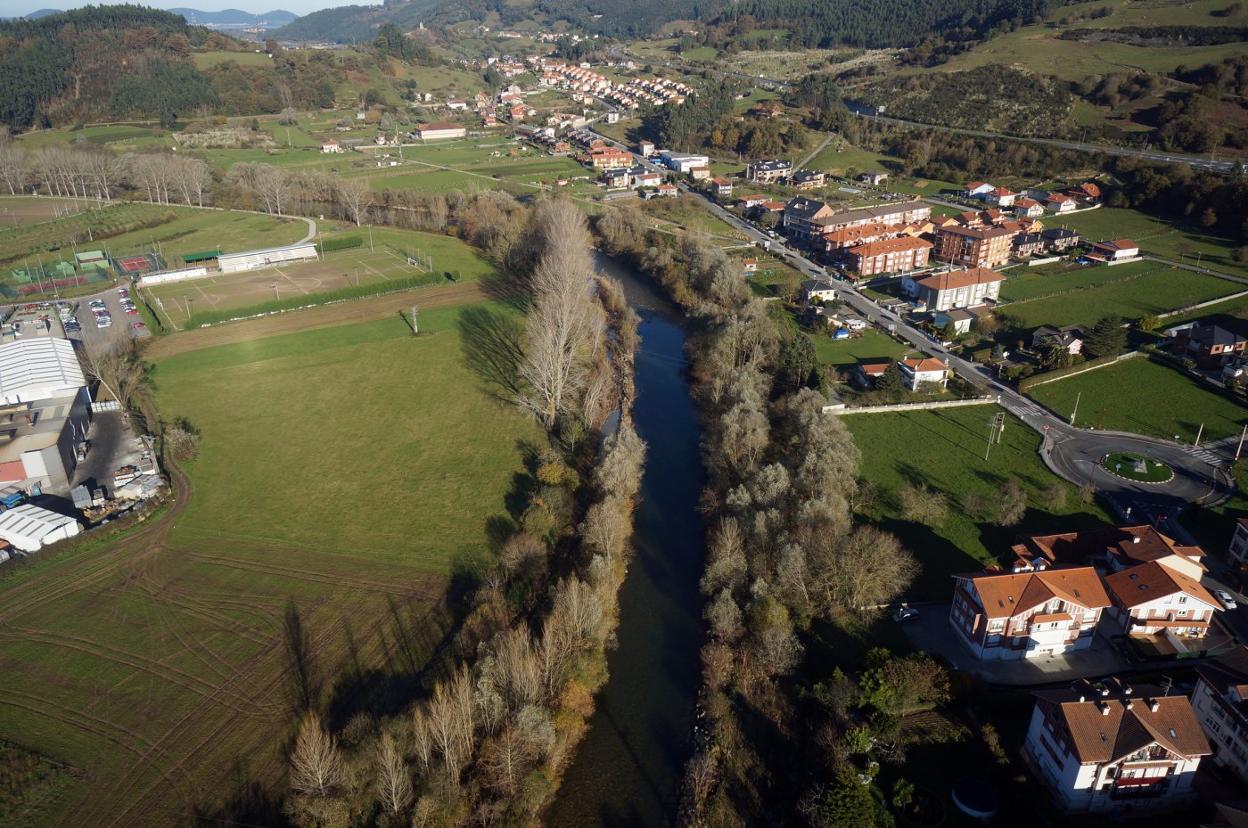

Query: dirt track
[142,281,486,360]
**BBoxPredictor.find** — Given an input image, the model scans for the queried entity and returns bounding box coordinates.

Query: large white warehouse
[0,503,82,551]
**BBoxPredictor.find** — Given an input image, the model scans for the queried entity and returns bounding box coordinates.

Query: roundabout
[1101,452,1175,484]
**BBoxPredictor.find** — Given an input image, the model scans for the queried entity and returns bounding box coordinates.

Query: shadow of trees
[456,305,525,403]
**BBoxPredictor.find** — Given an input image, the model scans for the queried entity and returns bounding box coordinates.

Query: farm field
[191,50,272,69]
[144,226,493,327]
[1060,208,1248,279]
[0,300,541,826]
[1028,357,1248,444]
[845,405,1111,599]
[814,328,910,367]
[997,262,1239,329]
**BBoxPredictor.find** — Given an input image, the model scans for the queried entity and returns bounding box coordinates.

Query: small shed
[0,503,82,552]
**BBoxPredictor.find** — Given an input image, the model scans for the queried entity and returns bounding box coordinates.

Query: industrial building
[0,502,82,551]
[0,338,91,493]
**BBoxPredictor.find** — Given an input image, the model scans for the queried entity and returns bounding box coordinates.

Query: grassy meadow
[0,301,541,825]
[1060,208,1248,279]
[1029,357,1248,443]
[845,405,1112,599]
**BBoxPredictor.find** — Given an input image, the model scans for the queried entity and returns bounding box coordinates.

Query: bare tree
[374,730,413,816]
[83,343,144,411]
[336,176,374,226]
[809,524,918,613]
[289,711,343,796]
[410,707,433,774]
[0,142,28,195]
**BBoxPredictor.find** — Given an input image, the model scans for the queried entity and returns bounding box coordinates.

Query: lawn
[191,50,272,69]
[1060,208,1248,279]
[0,300,540,825]
[997,262,1239,328]
[814,328,909,367]
[845,405,1111,599]
[1028,357,1248,443]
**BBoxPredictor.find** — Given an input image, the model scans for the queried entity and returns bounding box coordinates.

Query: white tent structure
[0,503,82,551]
[218,243,317,274]
[0,338,86,405]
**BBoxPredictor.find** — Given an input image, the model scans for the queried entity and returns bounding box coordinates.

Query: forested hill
[269,0,453,43]
[726,0,1055,48]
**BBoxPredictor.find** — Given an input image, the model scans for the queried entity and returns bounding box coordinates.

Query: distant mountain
[167,7,298,28]
[24,8,69,18]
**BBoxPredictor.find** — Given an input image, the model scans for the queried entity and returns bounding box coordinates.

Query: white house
[909,267,1004,312]
[964,181,995,198]
[950,565,1109,661]
[897,356,948,391]
[1023,682,1210,812]
[801,280,837,305]
[659,151,709,174]
[320,140,343,154]
[416,122,467,141]
[1045,193,1077,213]
[1089,238,1141,263]
[1103,560,1221,642]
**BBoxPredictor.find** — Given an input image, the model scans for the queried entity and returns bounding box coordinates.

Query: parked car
[130,321,147,333]
[892,606,918,622]
[1215,589,1238,610]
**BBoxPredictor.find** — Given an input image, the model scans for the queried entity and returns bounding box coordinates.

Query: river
[546,255,705,826]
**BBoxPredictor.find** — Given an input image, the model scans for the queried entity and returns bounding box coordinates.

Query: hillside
[269,0,456,43]
[168,8,299,28]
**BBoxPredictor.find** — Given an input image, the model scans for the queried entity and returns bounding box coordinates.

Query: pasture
[0,300,541,826]
[191,50,273,69]
[1028,357,1248,444]
[997,262,1240,329]
[814,328,910,368]
[845,405,1111,599]
[1060,208,1248,279]
[144,226,493,327]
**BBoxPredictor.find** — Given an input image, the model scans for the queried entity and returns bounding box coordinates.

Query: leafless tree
[289,711,344,796]
[809,524,917,613]
[83,343,144,411]
[898,482,948,526]
[0,141,26,195]
[701,518,746,596]
[374,730,413,816]
[336,176,374,226]
[410,707,433,774]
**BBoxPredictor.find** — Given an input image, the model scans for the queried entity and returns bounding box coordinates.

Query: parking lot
[60,283,152,357]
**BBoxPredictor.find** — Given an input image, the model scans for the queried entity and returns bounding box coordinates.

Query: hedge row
[1017,354,1121,391]
[314,235,363,254]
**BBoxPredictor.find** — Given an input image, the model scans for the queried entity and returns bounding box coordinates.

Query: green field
[191,50,273,69]
[1061,208,1248,279]
[845,405,1111,598]
[815,328,910,367]
[1029,357,1248,443]
[998,262,1239,328]
[0,301,540,824]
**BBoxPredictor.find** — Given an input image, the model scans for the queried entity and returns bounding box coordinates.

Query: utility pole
[1236,423,1247,461]
[411,304,419,335]
[1070,391,1081,426]
[368,223,374,251]
[985,412,1004,461]
[1195,422,1204,448]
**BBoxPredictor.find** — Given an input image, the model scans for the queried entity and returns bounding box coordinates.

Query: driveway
[72,410,144,496]
[904,603,1134,686]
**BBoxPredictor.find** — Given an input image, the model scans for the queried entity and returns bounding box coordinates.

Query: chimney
[1132,536,1141,544]
[1078,694,1086,703]
[1099,702,1111,716]
[1149,699,1160,713]
[1125,701,1134,711]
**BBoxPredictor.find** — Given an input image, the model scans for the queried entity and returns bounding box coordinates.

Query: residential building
[1042,227,1081,252]
[638,140,655,157]
[964,181,995,198]
[320,140,343,154]
[786,199,930,242]
[589,147,632,170]
[1067,181,1103,202]
[1229,518,1248,567]
[742,259,758,275]
[1023,682,1210,812]
[935,225,1017,268]
[416,122,467,141]
[855,360,891,387]
[860,170,888,186]
[689,165,711,181]
[735,194,768,209]
[601,168,629,189]
[1012,524,1206,581]
[950,565,1109,660]
[844,236,932,277]
[1088,238,1141,263]
[1045,193,1077,213]
[897,355,948,390]
[630,168,662,189]
[446,99,468,111]
[791,169,826,191]
[1014,197,1044,218]
[985,186,1017,207]
[1032,325,1085,355]
[1103,560,1221,640]
[1173,323,1247,368]
[783,197,836,240]
[655,183,678,198]
[745,159,792,184]
[911,267,1004,311]
[801,279,837,304]
[710,176,733,198]
[1013,232,1045,257]
[1193,647,1248,783]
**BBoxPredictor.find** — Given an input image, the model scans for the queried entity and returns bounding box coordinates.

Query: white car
[1215,590,1238,610]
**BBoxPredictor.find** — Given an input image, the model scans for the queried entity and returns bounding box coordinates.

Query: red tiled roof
[966,566,1110,620]
[1037,690,1212,764]
[900,356,948,373]
[1104,560,1219,609]
[915,267,1004,291]
[848,236,933,258]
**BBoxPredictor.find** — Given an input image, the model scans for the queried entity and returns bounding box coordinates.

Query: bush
[315,235,363,254]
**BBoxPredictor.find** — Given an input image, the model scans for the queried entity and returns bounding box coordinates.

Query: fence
[1018,350,1141,391]
[828,396,998,415]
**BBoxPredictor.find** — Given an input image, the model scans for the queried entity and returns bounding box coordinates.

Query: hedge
[315,235,364,254]
[1017,354,1121,391]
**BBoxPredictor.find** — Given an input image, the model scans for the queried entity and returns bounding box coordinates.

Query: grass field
[845,405,1111,598]
[997,262,1240,328]
[0,300,540,825]
[1029,357,1248,444]
[145,226,493,327]
[1060,208,1248,279]
[191,50,272,69]
[815,328,910,367]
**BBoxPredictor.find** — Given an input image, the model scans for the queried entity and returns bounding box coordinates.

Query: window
[1179,596,1188,604]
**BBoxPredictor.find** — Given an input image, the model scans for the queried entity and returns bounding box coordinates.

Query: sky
[8,0,365,15]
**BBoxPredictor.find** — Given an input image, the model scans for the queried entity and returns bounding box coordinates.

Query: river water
[546,256,705,826]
